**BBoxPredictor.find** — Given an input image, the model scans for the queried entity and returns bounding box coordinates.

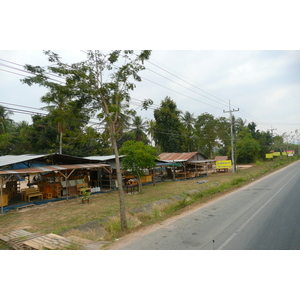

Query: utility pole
[223,100,239,173]
[267,126,277,150]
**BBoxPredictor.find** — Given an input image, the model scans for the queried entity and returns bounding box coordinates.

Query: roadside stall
[158,152,215,181]
[0,163,110,213]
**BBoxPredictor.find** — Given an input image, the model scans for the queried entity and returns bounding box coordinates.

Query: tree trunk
[137,172,142,193]
[111,134,127,230]
[58,122,63,154]
[59,131,62,154]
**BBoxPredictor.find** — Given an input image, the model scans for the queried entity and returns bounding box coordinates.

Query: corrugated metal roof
[0,154,49,168]
[214,156,228,161]
[159,152,199,162]
[0,163,109,175]
[84,155,124,161]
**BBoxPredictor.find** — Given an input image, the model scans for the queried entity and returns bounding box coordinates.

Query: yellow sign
[282,150,294,156]
[266,153,273,158]
[216,160,232,169]
[273,152,280,156]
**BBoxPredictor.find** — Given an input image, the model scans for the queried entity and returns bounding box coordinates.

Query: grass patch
[103,214,141,240]
[0,240,12,250]
[62,228,102,241]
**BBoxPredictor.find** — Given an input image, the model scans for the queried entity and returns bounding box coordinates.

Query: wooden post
[1,175,3,214]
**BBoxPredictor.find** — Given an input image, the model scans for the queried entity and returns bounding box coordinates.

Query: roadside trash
[197,180,208,184]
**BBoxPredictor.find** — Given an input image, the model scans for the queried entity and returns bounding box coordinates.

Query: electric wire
[0,53,288,133]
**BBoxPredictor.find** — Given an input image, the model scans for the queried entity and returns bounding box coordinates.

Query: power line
[144,54,274,131]
[145,59,229,106]
[140,76,224,111]
[145,66,229,108]
[0,58,64,80]
[1,53,280,134]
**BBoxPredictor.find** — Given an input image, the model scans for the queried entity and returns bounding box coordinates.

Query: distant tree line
[0,97,294,164]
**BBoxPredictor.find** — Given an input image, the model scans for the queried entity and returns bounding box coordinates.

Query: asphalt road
[113,160,300,250]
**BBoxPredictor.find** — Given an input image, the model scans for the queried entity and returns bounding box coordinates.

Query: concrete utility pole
[223,100,239,173]
[267,126,277,150]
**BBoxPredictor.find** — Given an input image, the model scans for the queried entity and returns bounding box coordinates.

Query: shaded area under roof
[0,163,110,176]
[0,154,95,169]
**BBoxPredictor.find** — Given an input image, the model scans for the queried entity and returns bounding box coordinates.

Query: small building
[0,154,110,213]
[157,152,215,181]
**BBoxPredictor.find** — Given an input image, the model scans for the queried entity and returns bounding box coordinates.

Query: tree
[22,50,151,231]
[147,119,156,147]
[194,113,219,158]
[127,115,149,143]
[153,97,183,152]
[0,106,14,134]
[119,141,158,193]
[236,129,261,163]
[63,126,110,157]
[9,121,31,154]
[26,115,58,153]
[181,111,195,152]
[215,116,231,156]
[21,60,89,154]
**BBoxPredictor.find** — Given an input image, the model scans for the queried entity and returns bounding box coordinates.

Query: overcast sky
[1,50,299,141]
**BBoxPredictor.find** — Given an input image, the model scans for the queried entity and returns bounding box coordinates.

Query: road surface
[109,160,300,250]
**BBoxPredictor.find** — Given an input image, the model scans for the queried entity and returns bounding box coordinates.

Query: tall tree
[147,119,156,147]
[0,106,14,134]
[194,113,219,158]
[181,111,195,152]
[215,116,231,156]
[128,115,149,143]
[153,97,183,152]
[236,128,261,163]
[21,50,151,230]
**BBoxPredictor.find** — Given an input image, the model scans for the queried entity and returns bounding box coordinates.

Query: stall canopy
[0,163,110,176]
[0,153,97,169]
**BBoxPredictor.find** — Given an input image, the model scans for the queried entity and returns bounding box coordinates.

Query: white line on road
[217,171,298,250]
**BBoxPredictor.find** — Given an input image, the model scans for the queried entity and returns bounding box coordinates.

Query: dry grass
[0,158,297,238]
[62,228,102,241]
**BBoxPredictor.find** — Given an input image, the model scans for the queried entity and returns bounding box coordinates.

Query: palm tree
[181,111,195,133]
[0,106,14,134]
[128,115,149,143]
[181,111,195,152]
[41,94,70,154]
[147,119,156,146]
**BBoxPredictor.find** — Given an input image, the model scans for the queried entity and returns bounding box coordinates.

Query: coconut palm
[0,106,14,134]
[128,115,149,143]
[147,119,156,146]
[181,111,195,152]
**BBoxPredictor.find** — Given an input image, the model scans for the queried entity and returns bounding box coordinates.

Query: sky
[1,49,299,142]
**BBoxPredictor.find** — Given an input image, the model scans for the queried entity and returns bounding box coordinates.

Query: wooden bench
[76,183,91,195]
[22,188,43,202]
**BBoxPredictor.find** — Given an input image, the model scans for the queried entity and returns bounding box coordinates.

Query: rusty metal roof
[0,163,109,175]
[214,156,228,161]
[159,152,199,162]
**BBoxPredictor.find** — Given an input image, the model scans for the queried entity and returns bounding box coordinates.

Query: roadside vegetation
[1,156,298,246]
